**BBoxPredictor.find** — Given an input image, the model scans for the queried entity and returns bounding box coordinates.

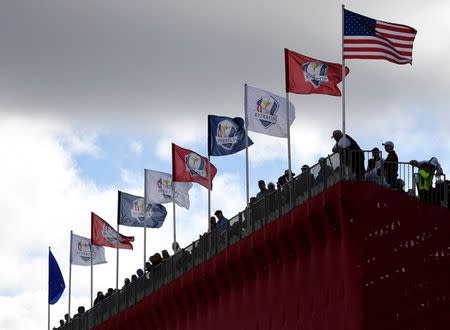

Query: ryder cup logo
[102,224,120,244]
[131,198,149,223]
[77,238,95,261]
[157,176,173,198]
[185,153,206,177]
[216,120,238,150]
[302,62,328,88]
[254,96,279,128]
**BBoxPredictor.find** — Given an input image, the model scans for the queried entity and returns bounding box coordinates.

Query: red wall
[95,182,450,330]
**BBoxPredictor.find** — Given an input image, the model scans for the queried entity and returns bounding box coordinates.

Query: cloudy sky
[1,0,449,328]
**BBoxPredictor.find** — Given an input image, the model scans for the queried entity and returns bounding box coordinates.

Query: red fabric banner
[172,143,217,189]
[285,48,349,96]
[91,212,134,250]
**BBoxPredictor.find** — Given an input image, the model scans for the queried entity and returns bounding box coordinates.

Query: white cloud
[129,140,143,155]
[0,115,248,329]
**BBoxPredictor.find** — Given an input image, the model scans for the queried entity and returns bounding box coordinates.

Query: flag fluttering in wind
[119,191,168,228]
[245,85,295,138]
[172,143,217,189]
[48,250,65,305]
[71,233,107,266]
[285,48,349,96]
[91,212,134,250]
[144,170,192,209]
[208,115,253,156]
[343,9,417,64]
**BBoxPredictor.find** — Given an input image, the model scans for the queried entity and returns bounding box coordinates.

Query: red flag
[285,48,349,96]
[172,143,217,189]
[91,212,134,250]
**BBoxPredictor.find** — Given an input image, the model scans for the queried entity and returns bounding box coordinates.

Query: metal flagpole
[68,231,73,318]
[172,184,177,251]
[48,246,51,330]
[116,191,120,291]
[286,93,292,182]
[244,84,250,206]
[342,4,346,137]
[90,244,93,308]
[207,156,211,232]
[143,172,148,271]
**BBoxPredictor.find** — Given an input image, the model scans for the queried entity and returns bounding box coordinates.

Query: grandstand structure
[61,152,450,330]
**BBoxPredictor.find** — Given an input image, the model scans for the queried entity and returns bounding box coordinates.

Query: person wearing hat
[382,141,398,188]
[331,129,364,180]
[410,157,444,204]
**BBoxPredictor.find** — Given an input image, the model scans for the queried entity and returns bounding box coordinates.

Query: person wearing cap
[382,141,398,188]
[256,180,269,200]
[410,157,444,204]
[331,129,364,180]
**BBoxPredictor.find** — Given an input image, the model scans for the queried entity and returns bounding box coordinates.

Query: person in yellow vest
[410,157,443,204]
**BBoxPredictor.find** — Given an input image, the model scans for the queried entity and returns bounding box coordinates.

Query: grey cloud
[0,0,448,132]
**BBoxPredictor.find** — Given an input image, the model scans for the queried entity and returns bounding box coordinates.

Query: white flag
[245,85,295,138]
[144,169,192,209]
[71,233,107,266]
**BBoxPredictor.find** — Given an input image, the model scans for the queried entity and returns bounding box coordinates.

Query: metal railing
[58,151,448,330]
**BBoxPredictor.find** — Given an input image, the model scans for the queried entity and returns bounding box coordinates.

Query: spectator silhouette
[315,157,335,186]
[256,180,268,200]
[332,130,364,180]
[94,291,105,305]
[383,141,398,188]
[209,216,217,231]
[267,182,276,193]
[162,250,170,260]
[136,268,144,277]
[296,164,314,197]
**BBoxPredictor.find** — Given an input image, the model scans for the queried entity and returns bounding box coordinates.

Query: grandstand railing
[59,151,449,330]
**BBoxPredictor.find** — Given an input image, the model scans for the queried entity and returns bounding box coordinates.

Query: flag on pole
[91,212,134,250]
[144,170,192,209]
[172,143,217,189]
[245,85,295,138]
[208,115,253,156]
[48,250,65,305]
[119,191,168,228]
[285,48,349,96]
[343,9,417,64]
[71,233,107,266]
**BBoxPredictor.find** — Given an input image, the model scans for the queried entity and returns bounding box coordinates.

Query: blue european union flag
[208,115,253,156]
[48,250,65,305]
[118,191,167,228]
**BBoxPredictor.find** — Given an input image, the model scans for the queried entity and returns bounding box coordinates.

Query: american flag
[344,9,417,65]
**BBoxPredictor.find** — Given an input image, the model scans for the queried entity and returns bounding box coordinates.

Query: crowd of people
[55,129,449,328]
[249,129,448,207]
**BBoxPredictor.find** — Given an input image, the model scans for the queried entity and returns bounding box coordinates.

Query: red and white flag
[172,143,217,189]
[343,9,417,65]
[285,49,349,96]
[91,212,134,250]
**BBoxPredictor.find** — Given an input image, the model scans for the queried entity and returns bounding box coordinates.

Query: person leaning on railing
[410,157,444,204]
[382,141,398,188]
[331,130,365,180]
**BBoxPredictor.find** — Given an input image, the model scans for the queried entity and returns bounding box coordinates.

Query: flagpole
[172,184,177,251]
[68,231,73,318]
[342,4,346,137]
[116,191,120,291]
[48,246,51,330]
[244,84,250,206]
[207,155,211,232]
[286,92,292,182]
[90,213,93,308]
[143,171,148,271]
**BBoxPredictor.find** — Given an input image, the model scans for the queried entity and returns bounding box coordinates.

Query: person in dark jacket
[332,130,365,180]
